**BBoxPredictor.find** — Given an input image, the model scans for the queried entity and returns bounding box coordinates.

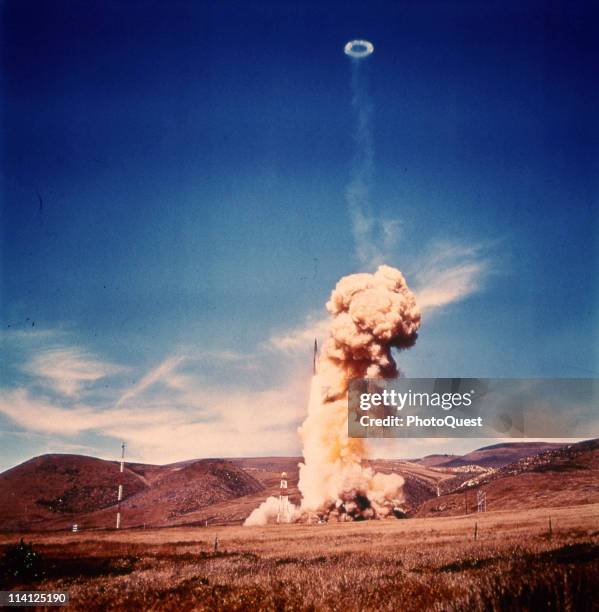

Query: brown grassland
[1,503,598,611]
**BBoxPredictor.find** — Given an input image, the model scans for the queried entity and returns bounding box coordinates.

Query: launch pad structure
[277,472,291,523]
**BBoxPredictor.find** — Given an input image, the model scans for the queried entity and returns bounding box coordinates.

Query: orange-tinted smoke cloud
[298,264,421,520]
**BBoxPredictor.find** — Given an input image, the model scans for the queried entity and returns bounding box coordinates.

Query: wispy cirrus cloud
[412,241,489,312]
[115,349,255,407]
[0,367,307,463]
[23,347,125,397]
[115,356,185,407]
[0,389,178,436]
[109,375,307,462]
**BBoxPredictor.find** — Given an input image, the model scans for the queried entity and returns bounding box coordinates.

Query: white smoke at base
[297,264,421,521]
[243,496,300,526]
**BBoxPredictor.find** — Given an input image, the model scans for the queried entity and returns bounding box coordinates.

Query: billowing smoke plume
[244,496,299,527]
[297,264,421,521]
[243,265,420,526]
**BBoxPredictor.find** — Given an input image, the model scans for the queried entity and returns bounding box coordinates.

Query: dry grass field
[1,503,598,611]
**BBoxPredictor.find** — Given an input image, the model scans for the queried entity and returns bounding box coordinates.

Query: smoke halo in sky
[344,39,374,59]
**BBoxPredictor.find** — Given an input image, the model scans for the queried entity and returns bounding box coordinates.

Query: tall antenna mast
[313,338,318,375]
[116,442,125,529]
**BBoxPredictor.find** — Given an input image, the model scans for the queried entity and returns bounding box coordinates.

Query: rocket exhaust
[296,265,421,521]
[244,265,420,526]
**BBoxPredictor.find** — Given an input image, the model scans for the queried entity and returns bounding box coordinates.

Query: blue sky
[1,1,598,470]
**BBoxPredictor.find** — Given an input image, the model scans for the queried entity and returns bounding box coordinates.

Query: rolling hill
[438,442,566,468]
[0,455,263,531]
[417,439,599,517]
[1,440,596,531]
[412,442,565,469]
[409,454,459,468]
[0,454,148,531]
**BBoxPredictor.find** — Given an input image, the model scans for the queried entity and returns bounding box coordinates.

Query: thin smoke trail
[346,59,385,269]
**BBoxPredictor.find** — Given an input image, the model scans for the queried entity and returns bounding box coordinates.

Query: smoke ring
[344,39,374,59]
